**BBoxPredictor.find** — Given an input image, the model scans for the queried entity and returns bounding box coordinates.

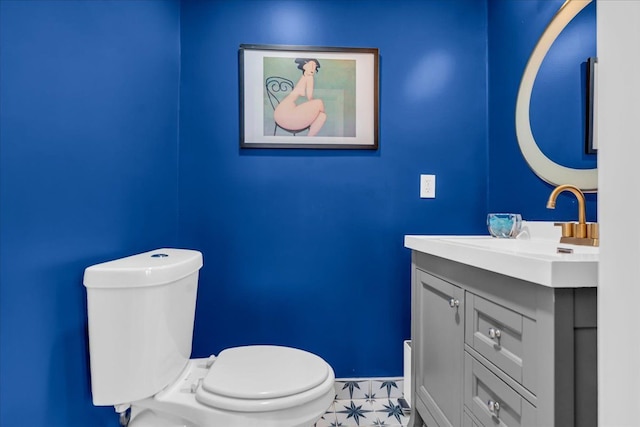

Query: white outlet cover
[420,174,436,198]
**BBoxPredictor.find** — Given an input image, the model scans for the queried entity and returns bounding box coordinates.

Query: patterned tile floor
[315,378,409,427]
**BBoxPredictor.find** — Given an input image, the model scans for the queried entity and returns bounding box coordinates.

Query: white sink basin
[404,222,598,288]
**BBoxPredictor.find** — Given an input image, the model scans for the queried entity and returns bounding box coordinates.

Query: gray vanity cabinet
[409,251,597,427]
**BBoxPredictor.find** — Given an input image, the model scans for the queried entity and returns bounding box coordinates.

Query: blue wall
[0,0,596,426]
[488,0,597,219]
[178,0,488,379]
[0,1,180,426]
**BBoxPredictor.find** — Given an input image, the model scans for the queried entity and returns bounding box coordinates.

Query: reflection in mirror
[515,0,598,192]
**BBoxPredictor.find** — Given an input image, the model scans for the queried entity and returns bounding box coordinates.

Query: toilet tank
[83,248,203,406]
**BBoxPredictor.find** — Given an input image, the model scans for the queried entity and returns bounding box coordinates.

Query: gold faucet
[546,184,599,246]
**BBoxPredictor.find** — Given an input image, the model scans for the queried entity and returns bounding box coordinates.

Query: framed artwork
[585,56,598,154]
[239,44,379,149]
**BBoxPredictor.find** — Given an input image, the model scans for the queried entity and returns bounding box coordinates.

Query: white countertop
[404,222,598,288]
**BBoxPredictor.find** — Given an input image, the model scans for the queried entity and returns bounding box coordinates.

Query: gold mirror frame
[515,0,598,192]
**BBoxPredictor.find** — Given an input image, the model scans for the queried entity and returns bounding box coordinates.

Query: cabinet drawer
[465,292,536,390]
[464,353,536,427]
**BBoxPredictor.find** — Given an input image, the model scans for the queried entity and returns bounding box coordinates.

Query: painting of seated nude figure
[264,56,356,138]
[273,58,326,136]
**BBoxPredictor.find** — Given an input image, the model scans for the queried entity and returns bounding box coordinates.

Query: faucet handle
[554,222,574,238]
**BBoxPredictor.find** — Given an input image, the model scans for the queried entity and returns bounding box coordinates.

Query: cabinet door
[415,270,464,427]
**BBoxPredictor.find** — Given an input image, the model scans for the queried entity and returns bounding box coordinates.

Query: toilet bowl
[83,249,335,427]
[129,347,335,427]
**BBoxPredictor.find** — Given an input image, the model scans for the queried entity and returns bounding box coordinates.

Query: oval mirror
[515,0,598,192]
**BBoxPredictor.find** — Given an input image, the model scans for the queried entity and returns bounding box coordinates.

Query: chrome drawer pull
[449,298,460,308]
[487,399,500,415]
[488,327,502,340]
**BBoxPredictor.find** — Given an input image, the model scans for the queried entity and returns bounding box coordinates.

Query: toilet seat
[195,345,333,412]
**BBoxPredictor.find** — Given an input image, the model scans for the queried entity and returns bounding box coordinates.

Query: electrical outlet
[420,174,436,198]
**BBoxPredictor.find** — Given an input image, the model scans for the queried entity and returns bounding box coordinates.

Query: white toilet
[83,248,335,427]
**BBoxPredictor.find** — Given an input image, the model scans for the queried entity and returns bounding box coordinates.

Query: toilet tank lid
[83,248,203,288]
